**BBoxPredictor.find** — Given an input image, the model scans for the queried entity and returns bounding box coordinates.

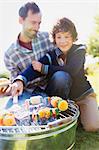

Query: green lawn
[75,63,99,150]
[75,126,99,150]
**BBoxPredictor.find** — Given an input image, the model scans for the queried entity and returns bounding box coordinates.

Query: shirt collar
[55,47,63,57]
[55,44,75,57]
[17,32,40,43]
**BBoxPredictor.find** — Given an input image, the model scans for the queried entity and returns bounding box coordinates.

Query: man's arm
[4,51,20,80]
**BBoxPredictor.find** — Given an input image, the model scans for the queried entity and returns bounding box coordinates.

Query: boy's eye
[65,36,72,39]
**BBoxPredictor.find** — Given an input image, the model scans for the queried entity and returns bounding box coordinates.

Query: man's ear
[19,16,24,24]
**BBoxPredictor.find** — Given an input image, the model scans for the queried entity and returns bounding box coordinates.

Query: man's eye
[32,21,36,25]
[57,37,61,39]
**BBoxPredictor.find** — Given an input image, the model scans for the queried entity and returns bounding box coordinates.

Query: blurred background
[0,0,99,101]
[0,0,99,71]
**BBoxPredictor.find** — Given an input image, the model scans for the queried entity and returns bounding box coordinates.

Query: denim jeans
[5,71,72,109]
[45,71,72,99]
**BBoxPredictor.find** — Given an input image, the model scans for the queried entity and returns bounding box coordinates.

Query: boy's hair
[52,17,78,43]
[19,2,40,19]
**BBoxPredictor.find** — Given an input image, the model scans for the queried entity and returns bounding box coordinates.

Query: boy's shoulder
[72,44,86,52]
[37,31,49,39]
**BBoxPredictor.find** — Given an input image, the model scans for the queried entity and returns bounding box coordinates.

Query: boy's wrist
[41,64,49,75]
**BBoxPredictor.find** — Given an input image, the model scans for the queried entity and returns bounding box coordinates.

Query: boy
[9,17,99,132]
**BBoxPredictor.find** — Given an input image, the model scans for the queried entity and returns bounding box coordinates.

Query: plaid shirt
[4,32,54,92]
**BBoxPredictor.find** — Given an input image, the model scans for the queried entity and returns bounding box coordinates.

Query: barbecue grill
[0,100,79,150]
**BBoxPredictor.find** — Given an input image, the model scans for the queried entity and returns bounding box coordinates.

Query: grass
[75,126,99,150]
[75,63,99,150]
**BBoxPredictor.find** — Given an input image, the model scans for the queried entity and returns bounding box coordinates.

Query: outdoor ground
[75,63,99,150]
[75,126,99,150]
[0,63,99,150]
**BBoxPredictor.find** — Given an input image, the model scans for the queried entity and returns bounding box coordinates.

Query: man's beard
[26,31,37,39]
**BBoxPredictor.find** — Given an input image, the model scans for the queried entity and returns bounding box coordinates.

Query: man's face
[22,10,42,39]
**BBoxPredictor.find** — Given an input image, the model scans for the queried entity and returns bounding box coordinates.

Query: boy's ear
[19,16,24,24]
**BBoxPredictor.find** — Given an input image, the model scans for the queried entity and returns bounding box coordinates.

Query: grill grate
[0,101,79,134]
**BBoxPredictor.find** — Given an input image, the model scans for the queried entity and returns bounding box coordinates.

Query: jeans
[45,71,72,99]
[5,71,72,109]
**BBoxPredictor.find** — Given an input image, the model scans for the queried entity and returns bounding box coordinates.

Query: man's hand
[6,80,24,97]
[0,86,9,95]
[0,78,10,96]
[32,60,42,72]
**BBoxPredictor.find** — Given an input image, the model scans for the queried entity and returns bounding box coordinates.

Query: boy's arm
[45,47,86,78]
[13,54,51,85]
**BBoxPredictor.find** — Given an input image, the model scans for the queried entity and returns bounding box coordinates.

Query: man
[4,2,70,109]
[3,2,54,106]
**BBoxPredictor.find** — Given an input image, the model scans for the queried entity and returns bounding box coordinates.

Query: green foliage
[85,62,99,75]
[87,15,99,57]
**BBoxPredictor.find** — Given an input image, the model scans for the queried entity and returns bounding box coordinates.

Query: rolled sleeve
[13,75,27,86]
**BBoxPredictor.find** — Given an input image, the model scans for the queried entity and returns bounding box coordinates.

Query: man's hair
[19,2,40,19]
[52,17,78,43]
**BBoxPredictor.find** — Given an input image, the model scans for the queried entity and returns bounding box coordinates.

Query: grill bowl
[0,101,79,150]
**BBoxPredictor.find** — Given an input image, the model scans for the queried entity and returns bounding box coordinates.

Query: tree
[87,15,99,57]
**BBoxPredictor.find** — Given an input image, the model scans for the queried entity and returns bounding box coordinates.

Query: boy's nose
[61,38,66,43]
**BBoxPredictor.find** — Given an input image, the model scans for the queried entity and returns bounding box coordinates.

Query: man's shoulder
[37,31,49,39]
[5,41,18,55]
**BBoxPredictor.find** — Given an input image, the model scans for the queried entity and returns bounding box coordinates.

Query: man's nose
[34,23,40,31]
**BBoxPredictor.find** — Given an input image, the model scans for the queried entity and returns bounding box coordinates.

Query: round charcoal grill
[0,100,79,150]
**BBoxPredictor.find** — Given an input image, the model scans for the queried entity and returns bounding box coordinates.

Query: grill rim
[0,102,79,135]
[0,120,77,140]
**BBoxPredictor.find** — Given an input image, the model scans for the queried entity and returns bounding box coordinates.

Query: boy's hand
[32,60,42,72]
[6,80,24,97]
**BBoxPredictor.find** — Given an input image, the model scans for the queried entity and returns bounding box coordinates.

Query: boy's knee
[51,71,72,86]
[83,123,99,132]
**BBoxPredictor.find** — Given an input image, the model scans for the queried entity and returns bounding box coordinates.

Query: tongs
[8,95,21,112]
[13,95,18,104]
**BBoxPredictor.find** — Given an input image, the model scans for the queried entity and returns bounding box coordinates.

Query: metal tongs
[13,95,18,104]
[8,95,21,112]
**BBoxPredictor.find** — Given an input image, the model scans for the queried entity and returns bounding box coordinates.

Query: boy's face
[20,10,42,39]
[55,32,73,54]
